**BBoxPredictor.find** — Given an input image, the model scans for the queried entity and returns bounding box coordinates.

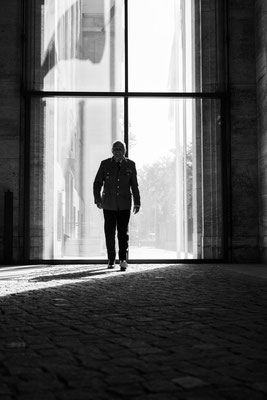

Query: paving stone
[134,394,183,400]
[17,393,56,400]
[251,382,267,394]
[108,382,144,396]
[0,383,13,396]
[172,376,209,389]
[142,378,178,393]
[218,385,267,400]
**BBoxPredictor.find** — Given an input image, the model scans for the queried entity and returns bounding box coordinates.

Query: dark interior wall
[255,0,267,263]
[227,0,259,262]
[0,0,263,264]
[0,0,23,263]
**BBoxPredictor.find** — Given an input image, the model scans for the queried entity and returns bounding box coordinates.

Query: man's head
[112,140,126,162]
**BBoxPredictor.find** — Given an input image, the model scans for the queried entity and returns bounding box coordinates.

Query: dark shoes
[120,260,128,271]
[107,260,128,271]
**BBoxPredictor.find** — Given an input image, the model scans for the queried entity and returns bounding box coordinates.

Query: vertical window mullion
[124,0,128,93]
[124,0,129,154]
[124,97,128,157]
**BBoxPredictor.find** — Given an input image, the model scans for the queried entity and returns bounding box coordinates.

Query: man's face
[112,143,125,161]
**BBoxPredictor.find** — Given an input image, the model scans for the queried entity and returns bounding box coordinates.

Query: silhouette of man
[93,140,141,271]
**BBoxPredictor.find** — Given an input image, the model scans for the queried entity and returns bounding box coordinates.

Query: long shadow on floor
[29,268,116,282]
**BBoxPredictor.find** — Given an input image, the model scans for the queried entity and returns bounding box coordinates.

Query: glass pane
[29,97,124,259]
[128,0,225,92]
[128,98,223,259]
[29,0,124,91]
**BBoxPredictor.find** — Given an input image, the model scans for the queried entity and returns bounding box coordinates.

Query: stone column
[228,0,259,261]
[255,0,267,263]
[193,0,224,259]
[0,0,22,262]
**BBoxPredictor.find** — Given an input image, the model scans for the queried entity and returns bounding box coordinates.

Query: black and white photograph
[0,0,267,399]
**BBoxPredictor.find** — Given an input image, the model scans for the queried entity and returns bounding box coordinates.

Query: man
[93,140,141,271]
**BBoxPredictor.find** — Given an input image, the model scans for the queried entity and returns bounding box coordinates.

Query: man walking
[93,140,141,271]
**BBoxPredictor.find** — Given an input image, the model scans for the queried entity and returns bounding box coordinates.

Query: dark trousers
[103,209,131,263]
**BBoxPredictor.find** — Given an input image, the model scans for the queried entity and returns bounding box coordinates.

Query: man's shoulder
[100,158,113,165]
[100,157,136,166]
[125,158,136,166]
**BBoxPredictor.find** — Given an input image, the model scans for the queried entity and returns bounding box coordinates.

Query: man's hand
[133,205,140,214]
[96,201,103,209]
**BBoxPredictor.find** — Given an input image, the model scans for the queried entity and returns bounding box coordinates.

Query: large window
[26,0,226,261]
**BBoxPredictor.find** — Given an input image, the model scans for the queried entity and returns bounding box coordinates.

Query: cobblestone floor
[0,263,267,400]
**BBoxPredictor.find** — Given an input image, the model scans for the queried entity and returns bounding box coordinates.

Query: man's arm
[131,162,141,214]
[93,161,104,208]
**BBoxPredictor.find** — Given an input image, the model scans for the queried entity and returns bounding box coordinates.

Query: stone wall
[228,0,259,261]
[0,1,22,263]
[255,0,267,263]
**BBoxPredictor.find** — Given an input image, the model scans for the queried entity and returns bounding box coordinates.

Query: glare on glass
[29,97,124,259]
[32,0,124,91]
[128,0,224,92]
[128,0,195,92]
[128,98,223,259]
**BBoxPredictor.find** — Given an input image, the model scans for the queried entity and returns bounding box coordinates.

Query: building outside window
[26,0,227,261]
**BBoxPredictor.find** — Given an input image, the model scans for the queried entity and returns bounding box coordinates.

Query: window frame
[23,0,230,264]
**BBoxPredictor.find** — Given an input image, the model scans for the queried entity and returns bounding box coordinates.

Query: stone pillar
[0,0,22,263]
[228,0,259,261]
[29,99,45,259]
[255,0,267,263]
[193,0,224,259]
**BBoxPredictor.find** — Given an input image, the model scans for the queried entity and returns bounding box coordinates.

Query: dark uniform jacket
[93,157,141,211]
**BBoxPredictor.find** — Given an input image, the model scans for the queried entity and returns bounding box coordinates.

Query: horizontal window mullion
[25,90,228,99]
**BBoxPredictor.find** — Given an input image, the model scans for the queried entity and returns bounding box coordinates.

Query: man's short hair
[112,140,126,152]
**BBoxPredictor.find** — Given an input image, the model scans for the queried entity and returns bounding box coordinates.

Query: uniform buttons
[117,186,119,188]
[118,179,120,181]
[117,193,119,196]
